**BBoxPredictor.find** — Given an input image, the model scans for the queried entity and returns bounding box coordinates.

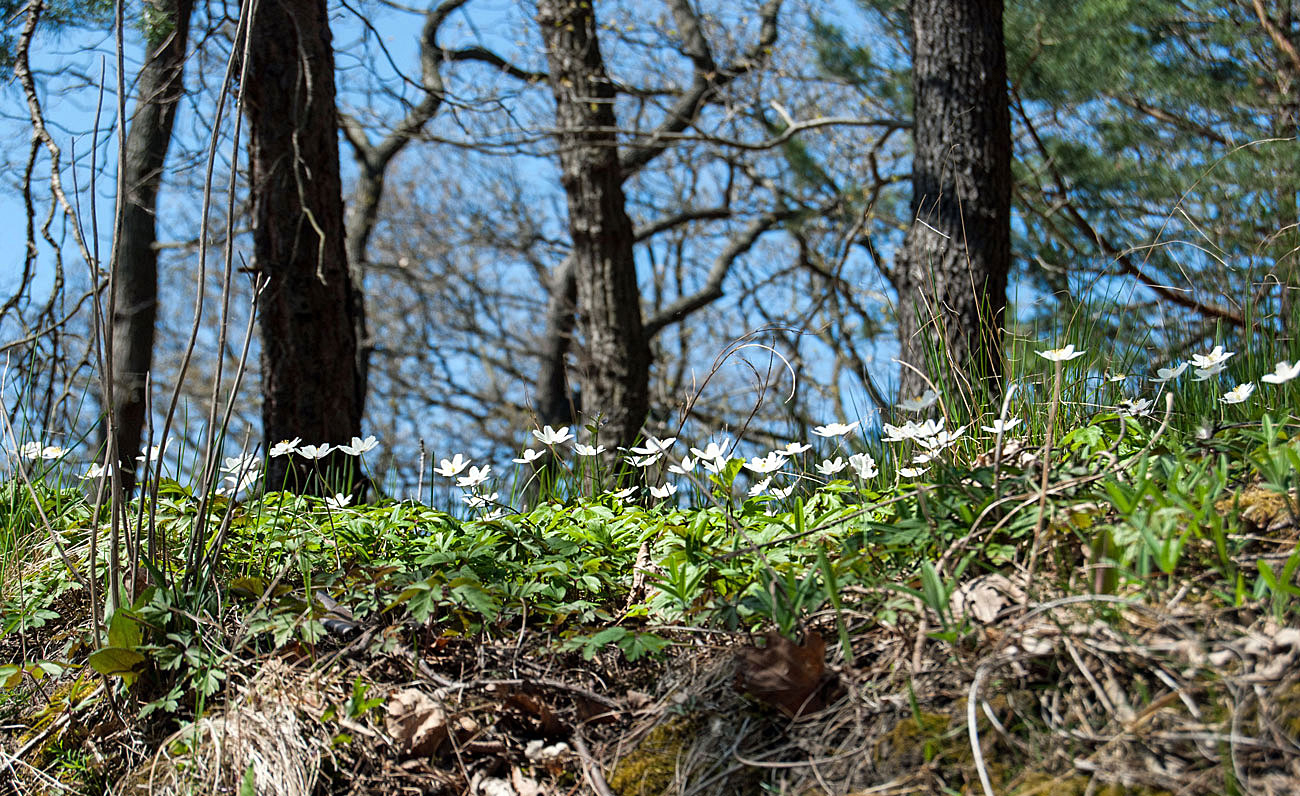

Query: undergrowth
[2,342,1299,794]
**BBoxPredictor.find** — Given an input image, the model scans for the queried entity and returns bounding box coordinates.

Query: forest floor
[3,400,1300,794]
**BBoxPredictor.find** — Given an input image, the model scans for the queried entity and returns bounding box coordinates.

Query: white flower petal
[1261,360,1300,385]
[1220,382,1255,405]
[816,457,847,476]
[434,453,471,477]
[512,448,542,464]
[532,425,575,446]
[456,464,492,488]
[1151,362,1188,383]
[849,453,878,480]
[895,389,939,412]
[980,418,1022,434]
[1038,344,1086,362]
[811,421,859,438]
[649,482,678,499]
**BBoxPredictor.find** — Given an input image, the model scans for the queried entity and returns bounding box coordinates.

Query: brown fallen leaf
[501,690,567,737]
[949,573,1026,624]
[385,688,448,759]
[733,630,838,719]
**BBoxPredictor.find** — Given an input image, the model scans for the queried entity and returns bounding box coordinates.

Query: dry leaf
[385,688,448,758]
[949,574,1025,624]
[734,630,837,719]
[502,690,567,737]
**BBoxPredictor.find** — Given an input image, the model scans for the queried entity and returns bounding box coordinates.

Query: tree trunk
[895,0,1011,400]
[343,160,377,418]
[534,257,579,429]
[243,0,362,493]
[108,0,195,492]
[536,0,650,453]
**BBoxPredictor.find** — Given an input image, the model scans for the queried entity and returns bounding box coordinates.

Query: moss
[870,709,991,785]
[607,716,699,796]
[873,711,952,766]
[21,674,97,743]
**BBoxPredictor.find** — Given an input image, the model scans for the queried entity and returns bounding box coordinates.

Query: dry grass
[115,661,323,796]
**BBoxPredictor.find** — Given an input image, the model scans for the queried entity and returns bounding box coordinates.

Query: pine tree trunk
[536,0,650,453]
[896,0,1011,400]
[244,0,362,493]
[108,0,194,492]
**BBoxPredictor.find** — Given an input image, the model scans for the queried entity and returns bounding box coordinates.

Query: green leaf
[449,578,501,620]
[618,632,670,662]
[588,626,628,646]
[230,577,267,598]
[0,664,23,689]
[107,609,142,650]
[239,764,257,796]
[88,646,146,685]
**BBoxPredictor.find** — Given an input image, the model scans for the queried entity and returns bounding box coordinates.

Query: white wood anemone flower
[1038,344,1086,362]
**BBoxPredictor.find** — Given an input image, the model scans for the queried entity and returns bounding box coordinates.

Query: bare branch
[620,0,783,177]
[634,205,732,241]
[644,209,793,337]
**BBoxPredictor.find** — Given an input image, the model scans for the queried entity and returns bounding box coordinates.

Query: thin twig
[571,730,615,796]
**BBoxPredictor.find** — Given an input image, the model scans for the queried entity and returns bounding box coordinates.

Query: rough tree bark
[530,0,780,441]
[895,0,1011,399]
[536,0,650,453]
[534,256,579,429]
[108,0,195,492]
[243,0,362,492]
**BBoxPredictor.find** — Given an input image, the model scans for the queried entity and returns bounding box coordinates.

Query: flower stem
[1027,362,1063,591]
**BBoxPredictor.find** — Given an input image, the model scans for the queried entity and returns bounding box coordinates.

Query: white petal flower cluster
[297,444,332,460]
[812,421,859,438]
[689,439,732,473]
[338,435,378,456]
[882,418,943,443]
[1150,362,1187,384]
[649,483,677,499]
[1117,398,1153,417]
[849,453,878,480]
[816,457,847,476]
[1191,345,1234,381]
[21,442,68,460]
[512,448,543,464]
[462,492,499,509]
[626,435,676,467]
[82,462,112,480]
[1220,383,1254,405]
[895,390,939,412]
[270,438,301,458]
[1262,360,1300,385]
[1038,344,1086,362]
[137,441,170,465]
[742,451,787,475]
[980,418,1021,434]
[456,465,492,489]
[533,425,575,446]
[434,453,471,477]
